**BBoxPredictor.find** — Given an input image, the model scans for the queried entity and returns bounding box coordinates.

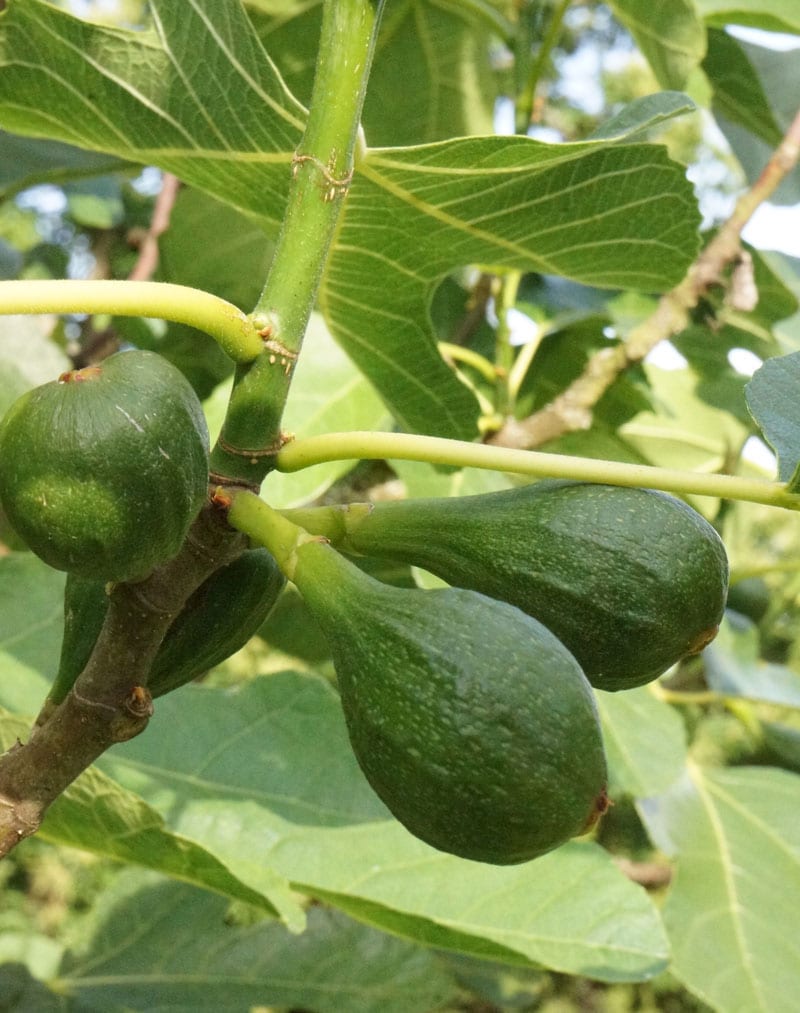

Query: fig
[286,481,729,692]
[0,351,209,582]
[46,548,285,707]
[289,536,608,865]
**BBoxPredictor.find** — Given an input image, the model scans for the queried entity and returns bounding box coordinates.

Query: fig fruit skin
[148,547,286,698]
[291,538,608,866]
[48,548,286,706]
[0,351,209,583]
[301,481,729,692]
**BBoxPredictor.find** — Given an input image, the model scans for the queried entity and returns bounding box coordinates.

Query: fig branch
[208,0,386,488]
[0,279,264,364]
[0,0,385,860]
[275,430,800,512]
[0,502,246,859]
[489,103,800,449]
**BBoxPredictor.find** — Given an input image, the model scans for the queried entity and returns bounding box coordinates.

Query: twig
[488,105,800,449]
[0,501,245,859]
[127,173,181,281]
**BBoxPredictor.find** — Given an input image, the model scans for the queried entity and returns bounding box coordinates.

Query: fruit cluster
[0,352,729,866]
[276,481,728,863]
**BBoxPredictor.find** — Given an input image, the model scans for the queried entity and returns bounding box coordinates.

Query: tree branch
[127,172,181,282]
[489,105,800,450]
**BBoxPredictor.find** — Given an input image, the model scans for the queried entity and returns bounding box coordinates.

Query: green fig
[0,350,209,582]
[289,536,608,865]
[286,481,729,692]
[46,549,285,707]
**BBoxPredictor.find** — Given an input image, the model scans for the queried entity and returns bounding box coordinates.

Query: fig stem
[208,0,386,488]
[275,431,800,512]
[225,489,318,581]
[0,280,263,363]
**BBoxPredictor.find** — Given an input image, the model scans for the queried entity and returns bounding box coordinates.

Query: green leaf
[326,139,700,435]
[0,555,64,713]
[703,30,783,147]
[247,0,498,146]
[639,764,800,1013]
[0,314,71,416]
[98,673,669,982]
[134,186,276,397]
[392,459,514,499]
[697,0,800,33]
[596,688,688,798]
[0,130,127,201]
[607,0,706,88]
[0,963,71,1013]
[0,0,307,229]
[0,0,702,438]
[589,91,697,140]
[0,709,302,929]
[704,614,800,709]
[745,350,800,485]
[703,31,800,205]
[53,870,457,1013]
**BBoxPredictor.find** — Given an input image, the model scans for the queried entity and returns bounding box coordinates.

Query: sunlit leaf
[98,673,669,982]
[0,0,702,437]
[697,0,800,33]
[639,764,800,1013]
[596,687,688,798]
[0,709,302,928]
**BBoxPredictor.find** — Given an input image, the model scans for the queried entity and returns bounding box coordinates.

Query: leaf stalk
[276,430,800,511]
[0,280,263,363]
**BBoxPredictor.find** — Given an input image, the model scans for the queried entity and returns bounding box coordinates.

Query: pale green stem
[276,431,800,511]
[438,342,498,385]
[0,280,263,363]
[506,317,544,403]
[225,489,316,581]
[494,272,522,417]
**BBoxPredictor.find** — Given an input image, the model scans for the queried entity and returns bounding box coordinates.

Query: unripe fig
[148,548,285,698]
[288,481,728,692]
[726,577,770,624]
[0,351,209,582]
[290,537,608,865]
[47,549,285,707]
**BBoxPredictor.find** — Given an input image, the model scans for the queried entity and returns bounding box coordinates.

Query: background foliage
[1,1,800,1010]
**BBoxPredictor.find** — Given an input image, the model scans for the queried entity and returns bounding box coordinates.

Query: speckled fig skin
[0,350,209,582]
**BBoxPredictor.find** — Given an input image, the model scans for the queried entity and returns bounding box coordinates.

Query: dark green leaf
[704,30,800,204]
[55,871,457,1013]
[745,350,800,485]
[0,130,127,201]
[247,0,498,146]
